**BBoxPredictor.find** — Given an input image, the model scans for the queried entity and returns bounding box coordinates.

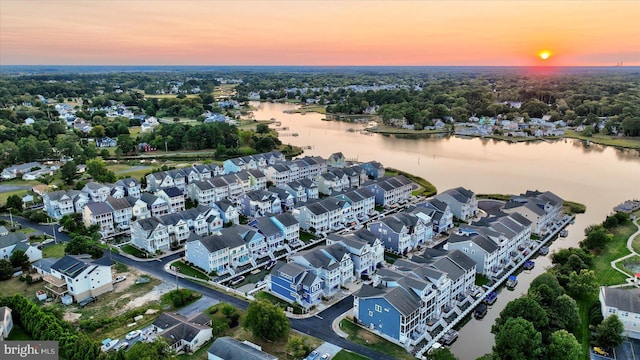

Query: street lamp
[8,207,14,229]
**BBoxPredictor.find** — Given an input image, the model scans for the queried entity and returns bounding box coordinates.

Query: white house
[0,306,13,341]
[45,255,113,302]
[600,287,640,340]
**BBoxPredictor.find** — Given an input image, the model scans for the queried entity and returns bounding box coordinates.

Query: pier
[415,214,576,359]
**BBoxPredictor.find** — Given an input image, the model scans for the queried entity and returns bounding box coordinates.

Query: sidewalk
[331,309,352,338]
[287,281,362,319]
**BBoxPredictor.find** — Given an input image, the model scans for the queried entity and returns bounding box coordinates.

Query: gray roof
[85,202,113,215]
[106,196,131,211]
[161,186,183,198]
[46,190,70,202]
[140,192,161,204]
[191,180,214,191]
[448,233,499,253]
[84,181,107,191]
[136,217,163,231]
[601,287,640,314]
[208,337,277,360]
[272,213,298,227]
[214,198,234,211]
[153,312,187,330]
[251,217,281,237]
[0,232,28,249]
[271,260,306,279]
[115,178,140,187]
[33,257,58,273]
[351,228,379,245]
[431,257,464,281]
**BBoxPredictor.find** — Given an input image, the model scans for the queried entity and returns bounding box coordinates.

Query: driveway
[176,296,219,318]
[313,342,342,359]
[591,339,640,360]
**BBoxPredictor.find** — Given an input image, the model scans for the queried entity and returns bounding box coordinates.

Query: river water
[249,101,640,359]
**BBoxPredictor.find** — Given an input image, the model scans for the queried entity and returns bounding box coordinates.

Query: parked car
[229,275,245,286]
[114,341,129,351]
[263,260,277,270]
[321,353,331,360]
[125,330,141,340]
[593,347,609,356]
[255,280,267,288]
[100,339,119,352]
[306,350,319,360]
[79,296,97,307]
[113,275,127,283]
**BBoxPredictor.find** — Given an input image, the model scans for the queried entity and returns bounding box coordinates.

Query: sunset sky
[1,0,639,66]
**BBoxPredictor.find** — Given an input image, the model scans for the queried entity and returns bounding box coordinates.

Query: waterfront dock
[415,213,576,359]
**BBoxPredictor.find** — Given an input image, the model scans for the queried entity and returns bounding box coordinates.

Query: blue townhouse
[268,261,324,308]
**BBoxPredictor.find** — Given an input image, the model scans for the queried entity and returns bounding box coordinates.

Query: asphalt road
[6,215,397,360]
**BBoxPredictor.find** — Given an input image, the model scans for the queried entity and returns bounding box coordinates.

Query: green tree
[86,158,116,182]
[566,269,598,299]
[0,259,13,280]
[60,161,79,185]
[494,317,543,360]
[6,194,23,212]
[426,347,458,360]
[256,123,270,134]
[10,249,29,269]
[548,294,581,334]
[593,315,624,349]
[548,330,582,360]
[243,299,290,341]
[286,336,311,359]
[116,134,137,155]
[125,338,173,360]
[493,296,548,333]
[89,125,106,138]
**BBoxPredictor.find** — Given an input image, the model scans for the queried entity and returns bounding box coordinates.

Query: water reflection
[250,101,640,359]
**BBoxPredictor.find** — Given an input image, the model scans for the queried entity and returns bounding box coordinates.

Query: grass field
[6,323,32,340]
[333,350,371,360]
[593,220,638,285]
[121,244,147,258]
[0,189,29,206]
[43,243,65,258]
[564,130,640,150]
[171,260,210,280]
[339,319,414,360]
[385,168,437,197]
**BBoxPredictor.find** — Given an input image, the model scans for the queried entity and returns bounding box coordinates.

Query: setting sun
[540,51,551,60]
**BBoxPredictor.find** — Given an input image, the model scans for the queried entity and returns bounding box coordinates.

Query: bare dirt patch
[122,281,175,311]
[63,312,82,323]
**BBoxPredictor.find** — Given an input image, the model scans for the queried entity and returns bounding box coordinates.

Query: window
[368,311,373,317]
[375,304,382,313]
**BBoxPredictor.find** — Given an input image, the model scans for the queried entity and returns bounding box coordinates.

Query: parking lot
[592,339,640,360]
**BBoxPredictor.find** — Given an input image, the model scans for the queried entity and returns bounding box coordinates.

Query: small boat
[506,275,518,289]
[559,229,568,237]
[484,291,498,305]
[523,260,535,270]
[474,303,488,319]
[441,329,459,345]
[539,246,549,256]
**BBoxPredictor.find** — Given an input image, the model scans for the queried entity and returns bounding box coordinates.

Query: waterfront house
[360,161,385,180]
[267,186,295,212]
[212,199,239,225]
[434,187,478,222]
[367,212,430,254]
[269,212,300,248]
[318,171,347,195]
[297,156,327,178]
[268,261,324,308]
[599,287,640,340]
[293,198,342,234]
[185,225,252,275]
[282,180,308,203]
[152,312,212,354]
[334,188,376,221]
[413,198,455,233]
[207,336,277,360]
[156,186,186,213]
[140,193,169,217]
[131,217,170,253]
[446,232,500,277]
[239,190,282,218]
[44,190,77,219]
[353,266,437,347]
[289,243,355,297]
[342,165,368,188]
[46,255,113,302]
[326,233,384,277]
[82,182,111,203]
[502,190,563,235]
[188,181,217,207]
[159,213,191,248]
[248,216,286,257]
[105,196,133,231]
[410,249,477,303]
[327,152,347,168]
[114,178,141,199]
[83,202,114,238]
[364,175,413,207]
[126,196,151,220]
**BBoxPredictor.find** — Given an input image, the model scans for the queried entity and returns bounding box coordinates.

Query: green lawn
[254,291,305,314]
[593,221,638,285]
[171,260,210,280]
[43,243,65,258]
[300,231,317,243]
[0,189,29,206]
[339,319,414,360]
[564,130,640,150]
[333,350,371,360]
[121,244,147,258]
